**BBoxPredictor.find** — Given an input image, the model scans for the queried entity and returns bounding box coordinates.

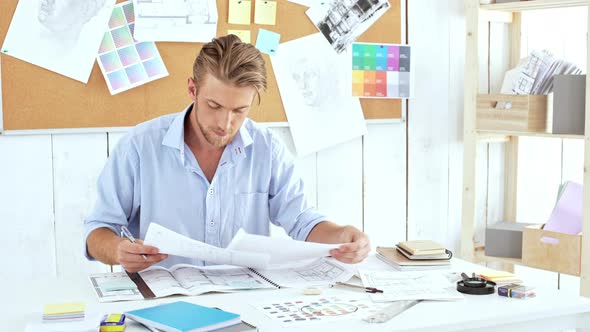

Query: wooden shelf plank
[477,129,584,140]
[481,0,588,12]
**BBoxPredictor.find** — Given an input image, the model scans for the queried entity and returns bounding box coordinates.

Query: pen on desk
[334,282,383,293]
[120,225,148,260]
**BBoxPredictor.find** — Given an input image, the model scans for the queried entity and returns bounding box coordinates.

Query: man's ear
[187,77,197,99]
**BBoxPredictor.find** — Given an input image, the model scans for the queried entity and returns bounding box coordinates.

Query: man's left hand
[329,226,370,264]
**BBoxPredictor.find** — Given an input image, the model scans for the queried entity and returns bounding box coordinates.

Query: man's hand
[306,222,371,264]
[329,227,370,264]
[116,239,168,273]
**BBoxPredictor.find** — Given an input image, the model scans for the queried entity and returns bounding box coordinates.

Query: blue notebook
[125,301,241,332]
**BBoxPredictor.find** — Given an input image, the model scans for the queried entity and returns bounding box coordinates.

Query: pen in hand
[120,225,148,260]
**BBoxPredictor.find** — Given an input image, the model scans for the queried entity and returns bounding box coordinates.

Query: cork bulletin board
[0,0,401,131]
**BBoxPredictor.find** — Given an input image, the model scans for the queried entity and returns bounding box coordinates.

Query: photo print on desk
[352,43,414,98]
[97,1,168,95]
[2,0,115,83]
[254,295,388,327]
[270,33,366,156]
[306,0,391,53]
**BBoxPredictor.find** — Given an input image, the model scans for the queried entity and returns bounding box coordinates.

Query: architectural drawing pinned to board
[97,1,168,95]
[306,0,390,53]
[271,33,366,156]
[132,0,218,42]
[352,43,414,98]
[1,0,116,83]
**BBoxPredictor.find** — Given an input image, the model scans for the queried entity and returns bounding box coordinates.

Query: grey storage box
[552,75,586,135]
[485,222,535,258]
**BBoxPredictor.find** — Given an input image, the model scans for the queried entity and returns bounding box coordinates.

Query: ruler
[363,300,420,323]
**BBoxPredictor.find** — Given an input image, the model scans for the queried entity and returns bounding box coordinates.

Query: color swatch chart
[255,295,388,326]
[97,1,168,95]
[352,43,412,98]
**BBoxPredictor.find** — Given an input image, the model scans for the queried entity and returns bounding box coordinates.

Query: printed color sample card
[97,1,168,95]
[255,295,387,326]
[352,43,413,98]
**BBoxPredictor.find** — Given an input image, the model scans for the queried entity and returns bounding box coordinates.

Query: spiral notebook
[90,258,354,302]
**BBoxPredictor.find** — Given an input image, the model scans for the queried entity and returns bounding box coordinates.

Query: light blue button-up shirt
[84,105,327,267]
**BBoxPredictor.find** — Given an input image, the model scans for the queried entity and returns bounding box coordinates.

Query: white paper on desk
[25,311,102,332]
[359,270,464,302]
[144,223,270,269]
[256,257,354,287]
[2,0,115,83]
[227,228,341,264]
[132,0,218,42]
[88,272,144,302]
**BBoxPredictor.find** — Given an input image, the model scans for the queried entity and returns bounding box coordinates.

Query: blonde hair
[193,34,267,103]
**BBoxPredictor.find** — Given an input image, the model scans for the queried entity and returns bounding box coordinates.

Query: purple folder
[544,181,583,235]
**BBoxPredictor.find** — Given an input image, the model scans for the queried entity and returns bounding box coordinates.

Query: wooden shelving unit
[461,0,590,297]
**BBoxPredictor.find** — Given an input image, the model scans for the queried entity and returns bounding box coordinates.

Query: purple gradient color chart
[99,32,116,54]
[107,70,129,91]
[136,42,157,61]
[98,1,168,95]
[108,7,126,29]
[126,64,148,84]
[99,51,122,73]
[112,26,134,49]
[123,2,135,23]
[118,46,139,66]
[143,57,167,78]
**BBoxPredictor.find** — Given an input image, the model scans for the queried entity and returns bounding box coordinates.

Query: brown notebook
[397,240,446,256]
[377,247,451,267]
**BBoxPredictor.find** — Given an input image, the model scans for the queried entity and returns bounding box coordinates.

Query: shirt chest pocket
[233,192,271,234]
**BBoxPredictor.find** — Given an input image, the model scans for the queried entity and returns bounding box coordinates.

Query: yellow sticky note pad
[228,29,251,43]
[43,302,86,315]
[254,0,277,25]
[228,0,251,25]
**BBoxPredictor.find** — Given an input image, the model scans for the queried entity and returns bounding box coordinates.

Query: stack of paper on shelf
[376,246,451,271]
[42,302,86,322]
[477,269,523,287]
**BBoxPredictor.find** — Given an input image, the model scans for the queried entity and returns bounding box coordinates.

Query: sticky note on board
[255,29,280,55]
[228,29,251,43]
[254,0,277,25]
[228,0,251,24]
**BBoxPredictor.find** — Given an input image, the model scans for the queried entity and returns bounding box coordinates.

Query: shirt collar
[162,104,192,151]
[161,104,253,161]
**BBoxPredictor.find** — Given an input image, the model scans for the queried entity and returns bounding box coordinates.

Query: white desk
[10,257,590,332]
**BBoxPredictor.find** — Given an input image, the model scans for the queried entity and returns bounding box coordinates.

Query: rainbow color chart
[255,295,387,326]
[97,1,168,95]
[352,43,412,98]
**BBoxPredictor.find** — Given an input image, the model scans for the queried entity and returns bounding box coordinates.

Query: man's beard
[196,112,235,148]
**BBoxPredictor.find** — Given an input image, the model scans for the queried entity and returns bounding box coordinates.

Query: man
[84,35,370,273]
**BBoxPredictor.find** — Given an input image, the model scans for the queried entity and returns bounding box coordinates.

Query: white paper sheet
[227,229,340,264]
[132,0,218,42]
[143,223,270,269]
[2,0,116,83]
[257,258,354,287]
[88,272,144,302]
[270,33,366,156]
[306,0,390,53]
[359,270,464,302]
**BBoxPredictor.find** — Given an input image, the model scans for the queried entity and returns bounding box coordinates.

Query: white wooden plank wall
[407,0,452,248]
[52,134,111,276]
[0,135,55,279]
[446,0,467,252]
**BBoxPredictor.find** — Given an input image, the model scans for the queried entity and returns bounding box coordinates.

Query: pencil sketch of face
[38,0,106,39]
[291,57,322,107]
